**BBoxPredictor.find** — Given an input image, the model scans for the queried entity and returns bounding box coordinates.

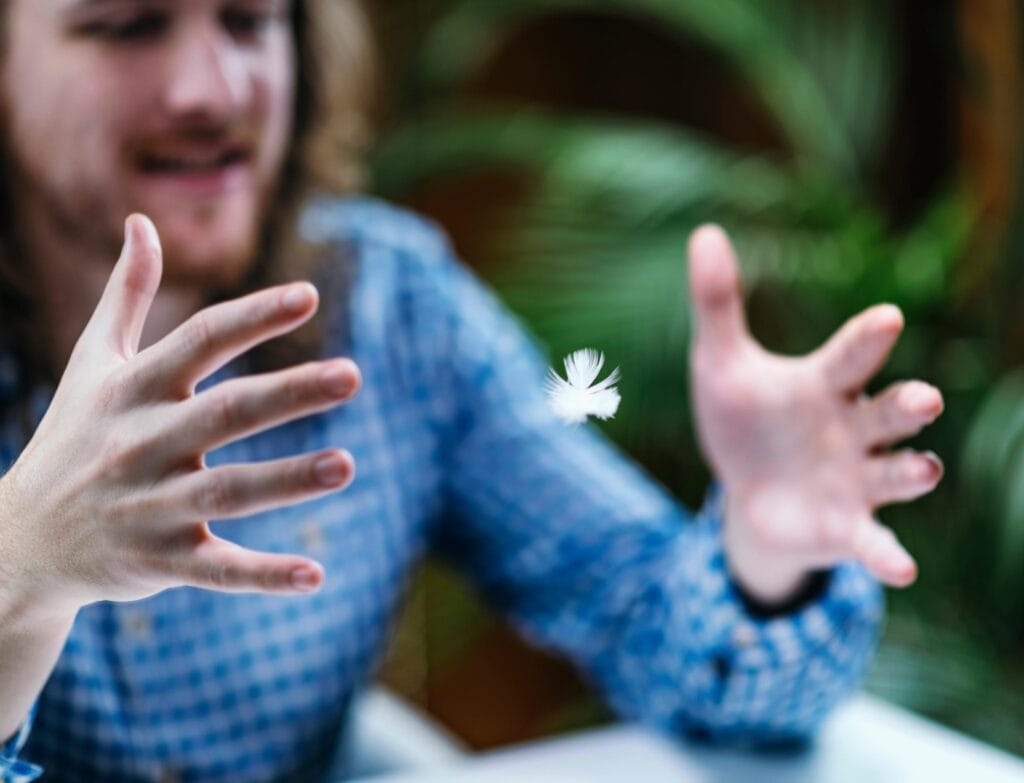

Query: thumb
[687,224,749,353]
[89,214,163,358]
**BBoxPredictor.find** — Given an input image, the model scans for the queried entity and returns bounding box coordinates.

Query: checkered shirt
[0,197,883,782]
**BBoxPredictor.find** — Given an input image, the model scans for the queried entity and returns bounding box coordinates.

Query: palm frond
[405,0,896,178]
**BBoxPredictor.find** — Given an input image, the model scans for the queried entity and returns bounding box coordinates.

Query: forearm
[0,571,75,742]
[480,494,883,744]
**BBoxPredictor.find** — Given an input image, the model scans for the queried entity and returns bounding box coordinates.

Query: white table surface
[357,694,1024,783]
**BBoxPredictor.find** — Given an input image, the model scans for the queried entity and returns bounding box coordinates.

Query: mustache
[128,122,260,152]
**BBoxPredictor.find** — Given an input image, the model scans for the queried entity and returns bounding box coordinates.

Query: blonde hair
[237,0,377,371]
[292,0,376,198]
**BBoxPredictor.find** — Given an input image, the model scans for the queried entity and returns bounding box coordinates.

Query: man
[0,1,944,781]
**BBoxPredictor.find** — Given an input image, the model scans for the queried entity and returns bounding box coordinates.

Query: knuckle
[98,432,141,478]
[879,401,901,440]
[254,566,280,592]
[889,451,917,484]
[139,242,162,270]
[881,459,901,491]
[112,491,163,529]
[92,378,119,414]
[260,292,283,323]
[286,373,314,407]
[183,312,215,356]
[299,456,321,487]
[897,456,917,483]
[208,557,277,592]
[95,369,135,412]
[106,495,138,532]
[205,390,238,434]
[193,475,233,516]
[235,296,273,336]
[113,362,148,397]
[204,559,234,589]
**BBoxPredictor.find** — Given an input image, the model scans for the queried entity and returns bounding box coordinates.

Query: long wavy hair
[0,0,376,386]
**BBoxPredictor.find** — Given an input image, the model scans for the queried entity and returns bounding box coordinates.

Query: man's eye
[221,9,275,40]
[81,13,168,42]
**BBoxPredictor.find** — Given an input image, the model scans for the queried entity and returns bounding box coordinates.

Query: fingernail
[137,214,159,247]
[282,284,315,314]
[125,213,158,249]
[924,452,944,480]
[290,566,321,592]
[321,363,353,396]
[314,453,348,486]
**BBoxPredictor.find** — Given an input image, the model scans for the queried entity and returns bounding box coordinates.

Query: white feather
[546,348,621,424]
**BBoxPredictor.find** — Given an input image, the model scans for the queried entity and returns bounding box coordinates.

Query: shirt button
[301,520,326,554]
[122,610,153,641]
[731,621,757,648]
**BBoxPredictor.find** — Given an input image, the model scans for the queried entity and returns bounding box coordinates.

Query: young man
[0,1,944,781]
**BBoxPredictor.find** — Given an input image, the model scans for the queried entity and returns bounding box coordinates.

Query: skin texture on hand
[0,215,362,618]
[687,225,944,604]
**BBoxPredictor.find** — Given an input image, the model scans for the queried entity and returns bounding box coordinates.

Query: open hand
[688,225,943,603]
[0,215,360,616]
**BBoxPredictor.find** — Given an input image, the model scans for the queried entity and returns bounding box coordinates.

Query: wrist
[0,562,80,631]
[722,491,814,606]
[0,492,81,628]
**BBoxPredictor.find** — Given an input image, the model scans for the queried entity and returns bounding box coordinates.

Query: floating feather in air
[546,348,621,425]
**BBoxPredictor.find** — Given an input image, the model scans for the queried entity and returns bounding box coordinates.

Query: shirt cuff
[1,706,42,783]
[663,485,883,743]
[691,483,883,665]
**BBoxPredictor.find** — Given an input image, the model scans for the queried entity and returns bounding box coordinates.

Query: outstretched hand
[0,215,361,617]
[687,225,943,604]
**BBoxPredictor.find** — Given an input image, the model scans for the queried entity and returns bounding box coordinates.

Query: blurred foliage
[368,0,1024,757]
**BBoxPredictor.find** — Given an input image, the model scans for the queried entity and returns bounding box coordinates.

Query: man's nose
[164,27,250,120]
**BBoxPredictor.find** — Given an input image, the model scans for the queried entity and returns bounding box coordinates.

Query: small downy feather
[546,348,621,425]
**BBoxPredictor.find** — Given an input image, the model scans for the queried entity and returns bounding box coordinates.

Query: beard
[15,161,272,294]
[142,199,267,292]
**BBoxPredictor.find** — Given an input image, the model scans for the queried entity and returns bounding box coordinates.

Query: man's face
[2,0,296,287]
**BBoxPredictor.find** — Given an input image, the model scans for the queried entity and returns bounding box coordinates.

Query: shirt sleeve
[1,705,42,782]
[417,245,884,745]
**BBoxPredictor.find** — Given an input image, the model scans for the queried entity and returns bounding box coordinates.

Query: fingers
[169,359,361,455]
[852,519,917,587]
[687,224,749,353]
[165,448,355,521]
[86,214,163,358]
[865,449,943,506]
[187,535,325,594]
[139,282,319,397]
[859,381,944,449]
[815,304,904,394]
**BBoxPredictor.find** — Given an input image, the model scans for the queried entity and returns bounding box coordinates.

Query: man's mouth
[137,146,251,175]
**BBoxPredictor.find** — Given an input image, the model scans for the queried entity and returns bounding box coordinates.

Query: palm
[687,226,943,590]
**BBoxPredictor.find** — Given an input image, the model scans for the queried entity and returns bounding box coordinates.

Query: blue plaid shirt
[1,197,882,782]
